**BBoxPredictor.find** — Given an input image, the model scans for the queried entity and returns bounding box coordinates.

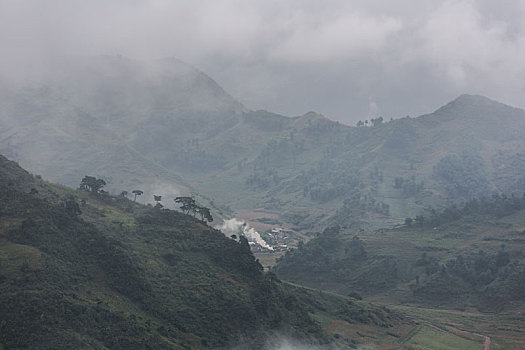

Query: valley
[0,154,426,349]
[1,56,524,349]
[2,58,524,237]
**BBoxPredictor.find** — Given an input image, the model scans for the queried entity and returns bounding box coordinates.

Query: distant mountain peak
[450,93,505,106]
[430,93,524,122]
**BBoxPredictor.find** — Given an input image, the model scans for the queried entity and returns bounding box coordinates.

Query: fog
[2,3,524,348]
[1,0,525,123]
[230,333,376,350]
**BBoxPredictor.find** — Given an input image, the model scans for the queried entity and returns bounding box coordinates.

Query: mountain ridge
[0,56,524,237]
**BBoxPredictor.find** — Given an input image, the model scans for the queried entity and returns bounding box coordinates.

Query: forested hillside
[0,155,409,349]
[274,194,525,312]
[1,57,524,234]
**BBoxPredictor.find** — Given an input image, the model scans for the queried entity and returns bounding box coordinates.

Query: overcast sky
[1,0,525,124]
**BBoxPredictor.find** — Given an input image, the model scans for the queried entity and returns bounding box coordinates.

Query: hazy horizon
[2,0,525,124]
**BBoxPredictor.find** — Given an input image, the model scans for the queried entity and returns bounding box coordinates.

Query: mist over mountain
[2,1,525,348]
[1,54,525,349]
[2,56,523,234]
[0,56,244,200]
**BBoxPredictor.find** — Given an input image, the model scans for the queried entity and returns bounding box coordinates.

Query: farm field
[392,304,525,349]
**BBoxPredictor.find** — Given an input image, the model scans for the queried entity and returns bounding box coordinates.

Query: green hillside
[0,155,414,349]
[274,194,525,307]
[171,94,525,232]
[1,57,524,237]
[2,57,523,349]
[0,56,245,201]
[273,195,525,348]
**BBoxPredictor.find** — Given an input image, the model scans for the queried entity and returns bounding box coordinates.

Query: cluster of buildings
[250,227,294,252]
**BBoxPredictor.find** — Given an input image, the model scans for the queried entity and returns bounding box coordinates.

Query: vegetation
[404,192,525,228]
[274,226,401,295]
[402,326,482,350]
[0,155,410,349]
[412,248,525,310]
[274,192,525,311]
[174,196,213,223]
[79,175,107,194]
[433,152,492,200]
[3,63,525,235]
[131,189,143,201]
[2,58,525,349]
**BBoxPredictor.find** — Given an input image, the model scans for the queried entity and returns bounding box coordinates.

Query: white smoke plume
[264,338,376,350]
[218,218,273,251]
[231,332,377,350]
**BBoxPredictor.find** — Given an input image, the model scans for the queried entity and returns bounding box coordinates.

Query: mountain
[272,194,525,348]
[2,57,523,348]
[1,56,524,242]
[0,154,414,349]
[274,194,525,304]
[0,56,245,200]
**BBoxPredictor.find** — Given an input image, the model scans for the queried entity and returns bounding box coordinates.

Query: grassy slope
[184,95,525,231]
[0,155,417,349]
[273,204,525,348]
[3,58,524,235]
[402,325,482,350]
[275,202,525,296]
[392,304,524,350]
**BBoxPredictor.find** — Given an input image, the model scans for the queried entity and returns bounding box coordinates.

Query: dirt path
[483,336,490,350]
[445,325,490,350]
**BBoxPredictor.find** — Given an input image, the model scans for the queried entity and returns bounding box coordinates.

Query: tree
[120,191,128,198]
[371,116,383,126]
[239,236,251,252]
[394,177,404,189]
[196,206,213,223]
[132,190,143,201]
[153,195,163,209]
[79,176,106,194]
[175,197,197,215]
[404,217,413,226]
[64,196,81,217]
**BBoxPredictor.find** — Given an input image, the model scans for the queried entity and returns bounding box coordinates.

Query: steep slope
[0,56,245,199]
[1,56,524,236]
[0,155,410,349]
[184,94,525,234]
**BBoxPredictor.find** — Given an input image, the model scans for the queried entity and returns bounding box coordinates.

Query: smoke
[263,339,376,350]
[231,333,377,350]
[367,99,379,119]
[218,218,273,250]
[264,337,376,350]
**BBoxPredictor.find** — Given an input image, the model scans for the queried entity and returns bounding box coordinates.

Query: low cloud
[1,0,525,122]
[269,11,402,63]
